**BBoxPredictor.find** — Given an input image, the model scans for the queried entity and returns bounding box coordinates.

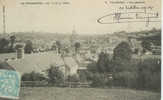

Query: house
[6,52,65,76]
[0,50,81,80]
[62,57,79,76]
[128,37,143,55]
[0,60,15,70]
[151,44,161,55]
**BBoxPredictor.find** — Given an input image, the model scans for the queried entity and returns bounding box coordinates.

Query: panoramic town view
[0,28,161,100]
[0,0,161,100]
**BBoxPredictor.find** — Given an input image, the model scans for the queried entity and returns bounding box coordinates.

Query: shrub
[87,61,98,73]
[78,70,89,82]
[97,52,113,73]
[113,71,138,88]
[46,65,64,85]
[137,58,161,91]
[67,74,79,82]
[90,73,107,87]
[21,71,46,81]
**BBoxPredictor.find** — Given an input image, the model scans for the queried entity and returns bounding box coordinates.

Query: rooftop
[6,52,64,75]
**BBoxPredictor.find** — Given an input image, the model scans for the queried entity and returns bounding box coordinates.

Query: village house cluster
[0,29,161,81]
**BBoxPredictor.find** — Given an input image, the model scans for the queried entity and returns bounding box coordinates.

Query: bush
[21,71,46,81]
[67,74,79,82]
[78,70,89,82]
[46,65,64,85]
[97,52,108,73]
[113,71,138,88]
[137,58,161,91]
[87,61,98,73]
[89,73,108,87]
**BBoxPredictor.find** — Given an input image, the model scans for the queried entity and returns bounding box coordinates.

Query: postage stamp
[0,70,21,99]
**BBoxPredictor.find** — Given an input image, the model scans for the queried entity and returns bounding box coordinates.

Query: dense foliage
[21,71,46,81]
[74,42,81,54]
[46,65,64,85]
[67,74,79,82]
[24,40,33,54]
[113,42,132,61]
[87,41,161,92]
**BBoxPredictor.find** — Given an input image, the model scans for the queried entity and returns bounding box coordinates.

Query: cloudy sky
[0,0,161,34]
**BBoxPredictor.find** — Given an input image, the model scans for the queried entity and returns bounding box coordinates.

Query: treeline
[86,41,161,92]
[0,35,34,54]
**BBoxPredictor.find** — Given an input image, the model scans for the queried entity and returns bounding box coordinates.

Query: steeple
[70,26,78,43]
[72,25,77,35]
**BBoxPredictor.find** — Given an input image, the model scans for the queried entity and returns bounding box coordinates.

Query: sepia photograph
[0,0,161,100]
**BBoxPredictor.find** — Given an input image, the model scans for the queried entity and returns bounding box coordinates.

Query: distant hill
[12,32,70,42]
[105,28,161,45]
[0,28,160,46]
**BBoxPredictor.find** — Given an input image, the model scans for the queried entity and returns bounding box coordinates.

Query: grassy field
[19,87,161,100]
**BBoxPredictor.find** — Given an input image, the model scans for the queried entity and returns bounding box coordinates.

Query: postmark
[0,70,21,99]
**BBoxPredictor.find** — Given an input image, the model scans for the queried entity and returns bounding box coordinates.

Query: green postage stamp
[0,70,20,99]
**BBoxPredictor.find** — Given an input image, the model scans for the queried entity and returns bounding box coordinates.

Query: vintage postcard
[0,0,161,100]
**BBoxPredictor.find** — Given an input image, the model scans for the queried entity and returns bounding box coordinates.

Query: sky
[0,0,161,34]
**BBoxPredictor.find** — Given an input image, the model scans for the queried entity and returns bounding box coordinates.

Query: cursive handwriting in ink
[97,11,160,26]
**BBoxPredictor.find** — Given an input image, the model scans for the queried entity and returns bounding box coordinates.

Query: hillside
[19,87,160,100]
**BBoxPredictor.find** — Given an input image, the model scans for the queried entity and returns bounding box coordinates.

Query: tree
[9,35,16,52]
[112,42,133,72]
[46,65,64,85]
[74,42,80,54]
[0,38,9,53]
[113,41,132,61]
[90,73,107,87]
[25,40,33,54]
[56,40,61,54]
[97,52,112,73]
